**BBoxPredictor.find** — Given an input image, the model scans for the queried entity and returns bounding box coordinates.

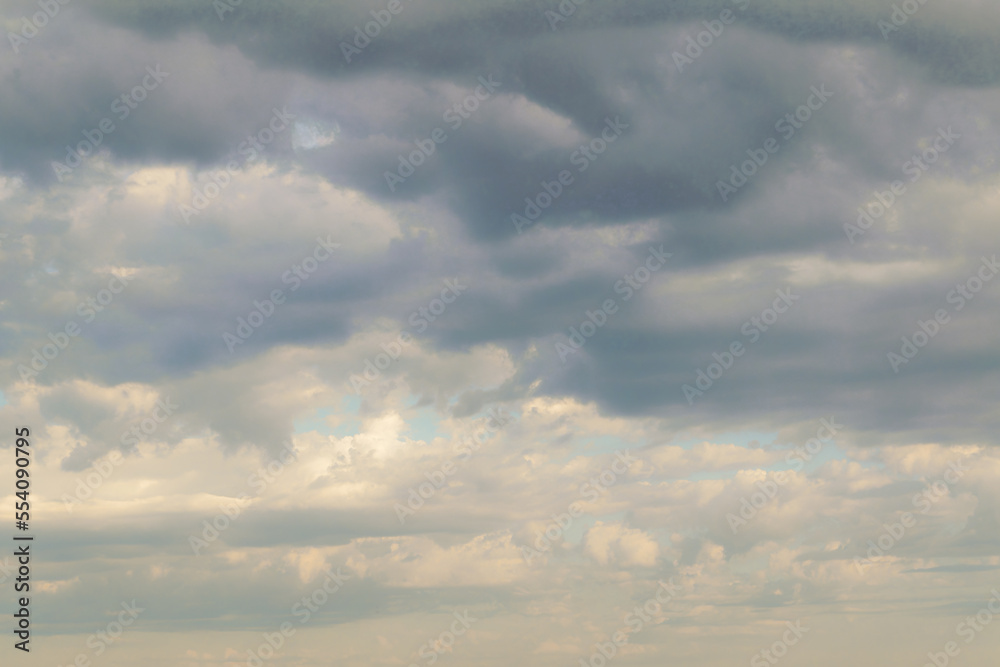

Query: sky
[1,0,1000,665]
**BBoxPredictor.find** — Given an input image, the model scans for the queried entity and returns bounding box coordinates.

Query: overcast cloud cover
[1,0,1000,665]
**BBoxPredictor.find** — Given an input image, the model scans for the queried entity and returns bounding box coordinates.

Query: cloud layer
[2,1,1000,665]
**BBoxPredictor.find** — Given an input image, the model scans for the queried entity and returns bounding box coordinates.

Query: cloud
[2,1,1000,664]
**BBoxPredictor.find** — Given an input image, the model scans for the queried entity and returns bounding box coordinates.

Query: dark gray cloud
[3,0,1000,453]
